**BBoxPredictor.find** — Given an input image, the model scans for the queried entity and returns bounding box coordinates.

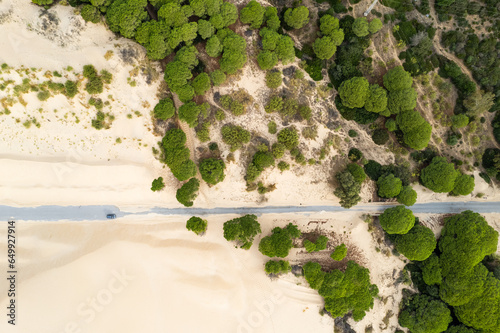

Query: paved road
[0,201,499,221]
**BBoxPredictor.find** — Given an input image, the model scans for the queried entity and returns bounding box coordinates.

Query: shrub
[379,205,415,234]
[272,142,286,159]
[266,71,282,89]
[199,158,225,185]
[304,239,317,252]
[178,101,201,127]
[364,84,388,113]
[277,127,299,150]
[265,96,283,113]
[268,121,277,134]
[176,178,200,207]
[383,66,413,92]
[377,174,402,198]
[394,225,436,261]
[397,186,417,206]
[223,214,262,249]
[154,97,175,120]
[151,177,165,191]
[368,18,382,34]
[299,105,312,120]
[278,161,290,171]
[348,148,363,161]
[421,253,442,285]
[452,114,469,129]
[372,129,389,145]
[221,124,251,151]
[364,160,382,180]
[257,50,278,70]
[265,260,291,275]
[331,243,347,261]
[348,129,358,137]
[259,223,301,257]
[37,90,51,101]
[186,216,207,235]
[64,80,78,98]
[352,17,369,37]
[240,0,265,29]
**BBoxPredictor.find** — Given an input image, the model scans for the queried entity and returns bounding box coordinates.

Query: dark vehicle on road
[106,214,116,219]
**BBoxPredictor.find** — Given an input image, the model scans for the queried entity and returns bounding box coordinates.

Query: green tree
[186,216,207,235]
[192,72,211,96]
[151,177,165,191]
[209,2,237,29]
[334,170,361,208]
[197,19,214,39]
[331,243,347,261]
[321,261,379,321]
[347,163,366,183]
[257,51,278,70]
[164,61,192,91]
[265,71,282,89]
[284,6,309,29]
[364,84,388,113]
[264,6,280,31]
[379,205,415,235]
[372,129,389,145]
[338,77,370,108]
[383,66,413,92]
[304,239,317,252]
[421,157,459,193]
[205,35,223,57]
[313,36,337,60]
[275,35,295,64]
[220,48,247,74]
[303,262,325,290]
[158,2,188,27]
[463,90,495,117]
[421,253,442,285]
[154,97,176,120]
[223,214,262,249]
[451,174,474,196]
[259,223,301,258]
[377,174,403,198]
[277,127,299,150]
[387,88,417,114]
[451,114,469,129]
[176,84,195,103]
[106,0,148,39]
[438,211,498,276]
[240,0,265,29]
[395,225,436,261]
[319,14,340,36]
[368,18,382,34]
[396,109,432,150]
[179,101,202,127]
[176,178,200,207]
[272,142,286,159]
[265,260,291,275]
[221,124,251,151]
[454,275,500,332]
[397,186,417,206]
[210,70,226,86]
[352,17,369,37]
[64,80,78,98]
[199,158,225,185]
[399,294,452,333]
[444,326,480,333]
[439,264,489,306]
[81,4,101,23]
[386,119,397,131]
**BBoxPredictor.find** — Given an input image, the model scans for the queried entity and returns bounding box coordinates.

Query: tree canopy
[397,186,417,206]
[199,158,225,185]
[352,17,369,37]
[154,97,176,120]
[383,66,414,92]
[331,243,347,261]
[399,294,452,333]
[377,174,403,198]
[364,84,388,113]
[379,205,415,235]
[284,6,309,29]
[395,225,436,261]
[176,178,200,207]
[421,157,460,193]
[338,77,370,108]
[223,214,262,249]
[259,223,301,258]
[451,174,475,196]
[186,216,207,235]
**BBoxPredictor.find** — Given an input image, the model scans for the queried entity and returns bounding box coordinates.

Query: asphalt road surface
[0,201,499,221]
